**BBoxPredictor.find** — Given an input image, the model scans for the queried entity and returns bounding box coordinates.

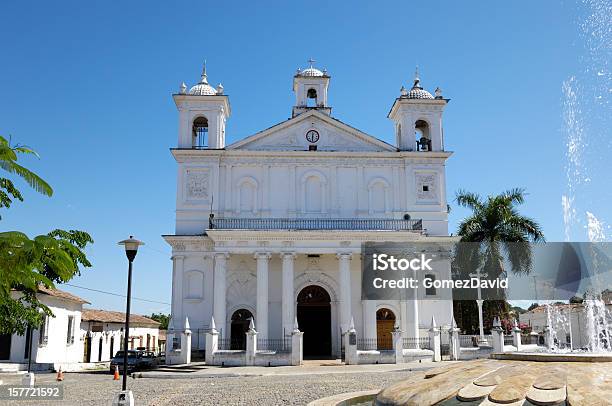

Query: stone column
[213,253,229,338]
[337,253,352,333]
[410,269,420,345]
[255,252,271,339]
[476,299,485,343]
[281,253,296,336]
[362,300,377,340]
[171,255,185,322]
[428,316,441,362]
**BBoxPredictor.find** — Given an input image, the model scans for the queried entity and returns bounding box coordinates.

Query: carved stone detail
[185,169,209,200]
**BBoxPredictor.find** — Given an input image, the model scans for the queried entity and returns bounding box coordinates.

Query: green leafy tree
[452,188,544,332]
[0,135,93,334]
[149,313,170,330]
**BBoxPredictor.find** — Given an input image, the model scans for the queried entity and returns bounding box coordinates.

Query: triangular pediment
[227,110,396,152]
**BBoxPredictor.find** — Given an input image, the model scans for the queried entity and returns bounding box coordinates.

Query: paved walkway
[0,361,438,405]
[135,359,438,379]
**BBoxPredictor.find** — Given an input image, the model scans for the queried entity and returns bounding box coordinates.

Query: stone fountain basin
[491,351,612,362]
[375,357,612,406]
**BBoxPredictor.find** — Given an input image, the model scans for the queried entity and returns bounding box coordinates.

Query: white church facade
[164,61,455,358]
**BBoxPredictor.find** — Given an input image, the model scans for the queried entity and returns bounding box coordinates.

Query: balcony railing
[208,217,422,231]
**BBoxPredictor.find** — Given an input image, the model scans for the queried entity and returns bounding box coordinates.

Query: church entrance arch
[230,309,253,350]
[297,285,332,358]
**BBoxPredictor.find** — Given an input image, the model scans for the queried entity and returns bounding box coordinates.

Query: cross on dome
[188,59,219,96]
[299,58,325,77]
[402,65,434,100]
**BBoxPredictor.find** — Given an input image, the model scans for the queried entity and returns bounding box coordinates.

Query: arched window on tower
[415,120,431,151]
[192,117,208,148]
[307,88,317,107]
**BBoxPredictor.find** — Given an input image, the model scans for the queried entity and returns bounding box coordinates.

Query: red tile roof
[81,308,160,327]
[37,285,90,304]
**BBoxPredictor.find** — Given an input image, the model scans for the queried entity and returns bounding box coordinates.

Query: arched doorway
[230,309,253,350]
[376,308,396,350]
[297,285,332,358]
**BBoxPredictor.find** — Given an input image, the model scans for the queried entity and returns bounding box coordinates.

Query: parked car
[109,350,159,373]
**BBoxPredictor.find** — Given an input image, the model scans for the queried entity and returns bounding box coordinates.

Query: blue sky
[1,1,609,315]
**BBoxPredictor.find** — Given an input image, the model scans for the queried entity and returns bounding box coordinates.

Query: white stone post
[392,326,404,364]
[246,318,257,366]
[165,317,179,365]
[476,299,485,343]
[491,317,505,353]
[337,253,352,333]
[411,268,420,346]
[512,319,522,351]
[205,316,219,365]
[428,316,441,362]
[449,316,461,361]
[180,317,192,364]
[213,253,228,338]
[291,317,303,366]
[344,317,358,365]
[281,253,296,336]
[255,252,270,339]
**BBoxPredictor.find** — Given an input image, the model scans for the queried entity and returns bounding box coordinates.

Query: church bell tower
[173,62,231,149]
[292,59,331,118]
[388,68,448,152]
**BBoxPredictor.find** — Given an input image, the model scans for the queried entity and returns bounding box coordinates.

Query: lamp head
[118,236,144,262]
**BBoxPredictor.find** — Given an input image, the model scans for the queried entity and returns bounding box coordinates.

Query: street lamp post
[117,236,144,400]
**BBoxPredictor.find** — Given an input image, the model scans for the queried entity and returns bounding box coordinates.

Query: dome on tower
[403,68,434,100]
[300,67,324,77]
[189,63,218,96]
[296,58,327,77]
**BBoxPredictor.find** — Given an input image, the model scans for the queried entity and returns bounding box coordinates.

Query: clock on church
[306,129,320,143]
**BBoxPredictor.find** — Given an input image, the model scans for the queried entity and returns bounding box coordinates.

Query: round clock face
[306,129,320,143]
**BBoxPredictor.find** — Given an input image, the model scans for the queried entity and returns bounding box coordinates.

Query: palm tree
[0,135,53,197]
[453,188,544,334]
[456,188,544,275]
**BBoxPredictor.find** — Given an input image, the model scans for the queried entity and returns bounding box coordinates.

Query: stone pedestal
[205,316,219,365]
[181,319,192,364]
[111,390,134,406]
[21,372,35,387]
[428,317,441,362]
[246,319,257,366]
[392,330,403,364]
[166,317,192,365]
[449,327,461,361]
[492,317,505,353]
[512,320,522,351]
[344,319,358,365]
[291,328,304,366]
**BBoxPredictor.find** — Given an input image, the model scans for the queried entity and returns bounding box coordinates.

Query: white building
[0,288,162,371]
[164,61,455,358]
[0,286,87,371]
[80,309,161,362]
[520,302,612,349]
